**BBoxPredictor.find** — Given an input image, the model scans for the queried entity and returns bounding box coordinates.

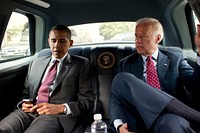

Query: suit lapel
[33,57,51,97]
[51,54,73,93]
[129,53,144,79]
[157,51,170,86]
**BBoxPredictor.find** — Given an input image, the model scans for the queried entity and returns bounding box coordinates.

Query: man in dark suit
[0,25,94,133]
[109,18,200,133]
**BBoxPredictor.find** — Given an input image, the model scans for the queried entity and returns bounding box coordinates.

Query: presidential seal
[97,52,115,69]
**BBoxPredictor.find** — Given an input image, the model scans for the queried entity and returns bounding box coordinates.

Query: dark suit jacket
[110,47,200,131]
[118,48,199,98]
[21,53,94,117]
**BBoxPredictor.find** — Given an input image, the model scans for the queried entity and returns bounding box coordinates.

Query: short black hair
[50,25,71,39]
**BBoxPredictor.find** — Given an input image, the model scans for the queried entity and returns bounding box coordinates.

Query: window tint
[69,22,136,45]
[0,12,30,61]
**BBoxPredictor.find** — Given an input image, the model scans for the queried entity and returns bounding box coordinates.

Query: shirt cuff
[113,119,123,132]
[63,103,72,115]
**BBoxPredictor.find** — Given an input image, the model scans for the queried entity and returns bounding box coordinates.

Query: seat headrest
[37,48,51,58]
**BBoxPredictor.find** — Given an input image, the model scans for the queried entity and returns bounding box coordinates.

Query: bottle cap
[94,114,102,120]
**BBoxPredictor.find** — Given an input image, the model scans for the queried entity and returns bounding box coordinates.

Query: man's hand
[30,103,65,115]
[118,123,135,133]
[22,102,35,113]
[195,24,200,55]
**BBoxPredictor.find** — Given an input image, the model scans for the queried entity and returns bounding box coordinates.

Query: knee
[112,72,131,92]
[154,114,191,133]
[112,72,135,86]
[113,72,130,82]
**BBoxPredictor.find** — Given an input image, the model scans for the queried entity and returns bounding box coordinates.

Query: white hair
[136,17,164,40]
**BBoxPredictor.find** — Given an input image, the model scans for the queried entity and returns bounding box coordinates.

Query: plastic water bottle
[91,114,107,133]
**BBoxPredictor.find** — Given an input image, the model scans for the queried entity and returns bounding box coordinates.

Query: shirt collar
[51,53,68,63]
[141,49,159,62]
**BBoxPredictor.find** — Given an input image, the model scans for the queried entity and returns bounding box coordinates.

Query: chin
[136,49,143,54]
[53,54,62,59]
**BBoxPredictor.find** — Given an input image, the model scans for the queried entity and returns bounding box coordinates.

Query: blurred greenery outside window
[68,22,136,45]
[0,12,30,61]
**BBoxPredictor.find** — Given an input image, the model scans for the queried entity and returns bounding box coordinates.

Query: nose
[53,41,60,47]
[135,37,142,44]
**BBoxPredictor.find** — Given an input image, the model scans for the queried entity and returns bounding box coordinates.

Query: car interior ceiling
[12,0,173,24]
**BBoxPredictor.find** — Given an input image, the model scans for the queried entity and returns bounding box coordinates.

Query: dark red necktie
[37,60,59,103]
[146,56,161,90]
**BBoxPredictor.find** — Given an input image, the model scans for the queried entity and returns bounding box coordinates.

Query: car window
[69,22,136,45]
[0,12,30,61]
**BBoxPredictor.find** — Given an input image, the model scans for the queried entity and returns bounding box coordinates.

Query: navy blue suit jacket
[109,47,200,131]
[118,48,198,97]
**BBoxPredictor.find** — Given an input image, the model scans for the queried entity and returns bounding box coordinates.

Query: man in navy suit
[0,25,94,133]
[109,18,200,133]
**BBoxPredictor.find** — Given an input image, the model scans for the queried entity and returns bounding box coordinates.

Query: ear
[156,34,162,44]
[69,40,73,47]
